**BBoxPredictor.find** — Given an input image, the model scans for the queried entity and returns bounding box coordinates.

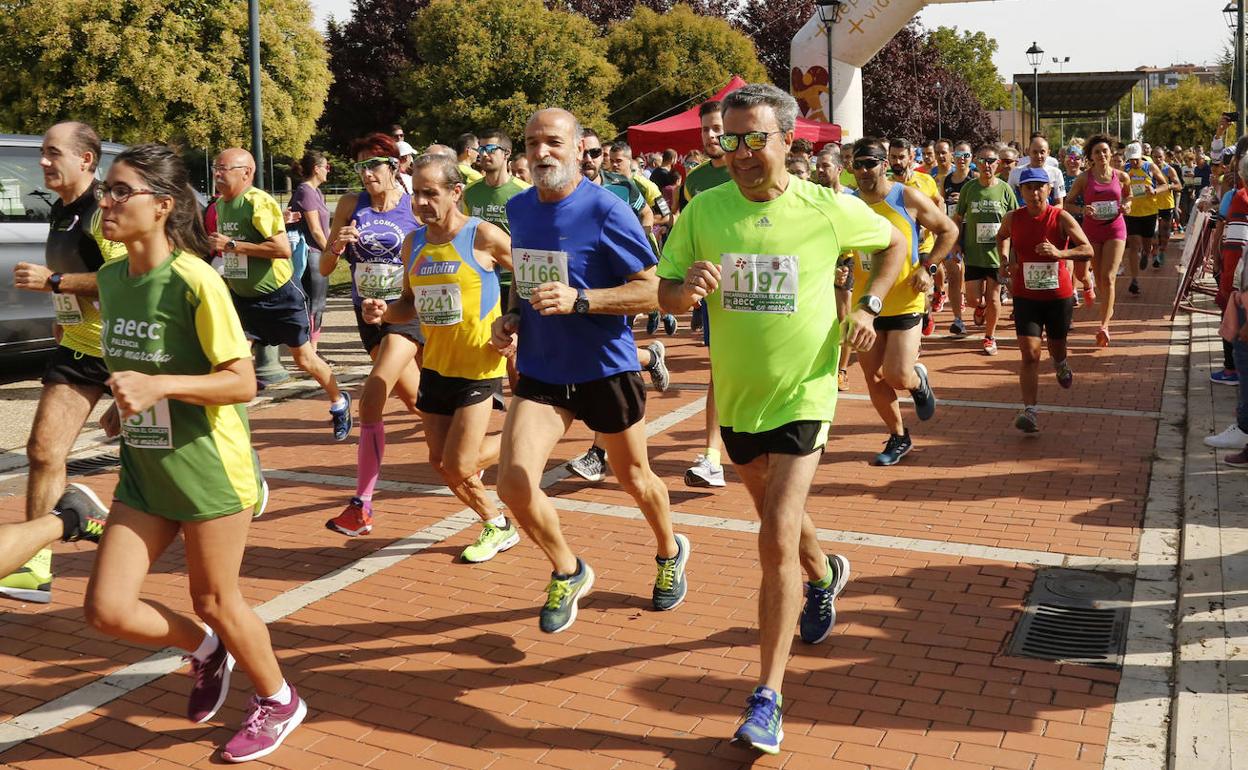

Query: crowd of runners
[0,80,1227,761]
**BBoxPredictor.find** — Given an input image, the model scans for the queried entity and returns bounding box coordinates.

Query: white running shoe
[684,455,726,488]
[1205,424,1248,449]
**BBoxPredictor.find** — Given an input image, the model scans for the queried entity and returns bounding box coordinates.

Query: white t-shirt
[1008,162,1067,200]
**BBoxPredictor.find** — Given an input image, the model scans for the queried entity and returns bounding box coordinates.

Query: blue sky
[308,0,1233,78]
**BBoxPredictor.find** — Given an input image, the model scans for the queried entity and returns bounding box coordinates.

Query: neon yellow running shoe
[0,548,52,603]
[460,519,520,563]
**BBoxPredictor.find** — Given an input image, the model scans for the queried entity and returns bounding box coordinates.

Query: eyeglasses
[999,158,1017,165]
[353,157,394,174]
[953,151,971,159]
[717,131,782,153]
[581,147,603,159]
[477,143,504,156]
[851,158,883,170]
[212,164,248,173]
[979,157,999,164]
[95,183,161,204]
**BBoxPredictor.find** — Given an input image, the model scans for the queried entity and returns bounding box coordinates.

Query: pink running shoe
[221,688,308,763]
[1083,287,1096,307]
[187,640,234,724]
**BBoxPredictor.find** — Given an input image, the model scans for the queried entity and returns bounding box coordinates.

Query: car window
[0,146,117,223]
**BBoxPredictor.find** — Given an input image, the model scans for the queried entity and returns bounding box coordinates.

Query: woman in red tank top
[1065,134,1132,347]
[994,168,1093,434]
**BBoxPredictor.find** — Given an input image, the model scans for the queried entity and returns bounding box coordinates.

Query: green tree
[0,0,329,157]
[605,5,769,130]
[397,0,619,144]
[926,26,1009,110]
[1143,78,1232,147]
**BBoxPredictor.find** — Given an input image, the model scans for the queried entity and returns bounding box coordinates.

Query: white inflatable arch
[790,1,994,141]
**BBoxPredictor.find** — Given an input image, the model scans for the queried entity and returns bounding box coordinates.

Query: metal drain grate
[65,453,120,476]
[1008,569,1131,668]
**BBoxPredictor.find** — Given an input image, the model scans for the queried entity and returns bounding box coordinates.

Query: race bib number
[415,284,463,326]
[858,252,872,272]
[946,202,958,217]
[1130,183,1148,198]
[52,293,83,325]
[1090,200,1119,220]
[976,222,1000,244]
[355,262,404,301]
[1023,261,1060,291]
[720,253,798,314]
[514,249,569,300]
[122,399,173,449]
[222,251,248,279]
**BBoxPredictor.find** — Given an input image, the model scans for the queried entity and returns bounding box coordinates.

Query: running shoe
[910,363,936,421]
[799,554,850,644]
[1083,287,1096,307]
[0,549,52,603]
[461,519,521,563]
[645,311,660,336]
[1128,278,1140,295]
[1153,254,1164,269]
[690,308,704,332]
[221,688,307,763]
[644,341,670,392]
[1014,408,1039,434]
[325,497,373,537]
[837,368,849,391]
[973,303,986,327]
[540,559,595,633]
[1001,286,1012,305]
[733,686,784,755]
[57,483,109,542]
[982,337,998,356]
[921,313,935,337]
[253,474,269,519]
[330,392,352,442]
[1073,291,1082,309]
[949,318,967,337]
[1096,327,1111,348]
[1211,369,1240,385]
[1226,450,1248,468]
[653,533,690,611]
[662,313,677,336]
[1139,253,1149,271]
[1205,424,1248,449]
[931,291,945,314]
[187,638,234,723]
[684,455,725,488]
[1056,361,1074,389]
[566,446,607,482]
[872,430,912,466]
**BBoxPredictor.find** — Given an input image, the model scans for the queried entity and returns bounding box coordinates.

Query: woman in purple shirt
[289,151,331,345]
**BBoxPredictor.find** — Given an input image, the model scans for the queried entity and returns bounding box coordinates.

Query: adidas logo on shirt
[756,216,772,228]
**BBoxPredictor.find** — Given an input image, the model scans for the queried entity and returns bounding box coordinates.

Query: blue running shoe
[653,533,690,611]
[872,430,912,466]
[331,392,352,441]
[540,559,595,634]
[645,311,660,336]
[734,686,784,755]
[662,313,677,335]
[799,554,851,644]
[1211,369,1240,386]
[909,363,936,421]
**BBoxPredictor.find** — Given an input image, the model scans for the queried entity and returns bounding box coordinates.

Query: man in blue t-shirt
[491,108,691,635]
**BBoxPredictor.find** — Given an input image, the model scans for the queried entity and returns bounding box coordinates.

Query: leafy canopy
[1143,77,1233,148]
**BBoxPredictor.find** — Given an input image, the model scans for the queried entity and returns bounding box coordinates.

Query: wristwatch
[49,273,63,294]
[573,288,590,314]
[226,238,238,251]
[857,294,882,316]
[927,263,939,276]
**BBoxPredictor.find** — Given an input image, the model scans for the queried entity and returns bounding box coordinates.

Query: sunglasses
[582,147,603,159]
[95,183,162,204]
[717,131,782,153]
[353,157,394,174]
[999,158,1017,165]
[979,157,999,164]
[953,151,971,159]
[477,143,504,156]
[852,158,883,170]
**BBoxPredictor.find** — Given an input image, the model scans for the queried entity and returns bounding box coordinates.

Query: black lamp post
[1026,42,1044,136]
[248,0,265,189]
[1226,2,1246,138]
[815,0,843,124]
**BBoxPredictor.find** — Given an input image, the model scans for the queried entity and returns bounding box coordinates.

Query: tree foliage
[926,26,1009,110]
[737,0,814,88]
[1143,77,1232,147]
[397,0,620,144]
[0,0,329,156]
[548,0,740,34]
[605,5,768,130]
[861,22,996,144]
[321,0,423,151]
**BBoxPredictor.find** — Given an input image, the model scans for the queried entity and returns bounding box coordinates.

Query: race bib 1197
[720,253,798,314]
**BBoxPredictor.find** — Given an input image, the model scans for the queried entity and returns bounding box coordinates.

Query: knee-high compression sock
[356,422,385,501]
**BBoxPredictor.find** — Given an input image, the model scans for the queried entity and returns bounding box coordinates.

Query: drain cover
[1007,568,1131,668]
[65,453,120,476]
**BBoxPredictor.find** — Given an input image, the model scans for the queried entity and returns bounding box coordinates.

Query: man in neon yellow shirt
[659,83,907,757]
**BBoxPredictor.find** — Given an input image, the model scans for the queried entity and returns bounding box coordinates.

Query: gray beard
[533,160,578,192]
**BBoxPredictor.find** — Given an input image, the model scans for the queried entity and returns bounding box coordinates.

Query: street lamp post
[1225,2,1246,139]
[248,0,265,189]
[815,0,844,125]
[1026,42,1045,137]
[1051,55,1070,73]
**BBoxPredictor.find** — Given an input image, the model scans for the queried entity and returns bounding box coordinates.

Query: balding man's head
[525,109,582,196]
[40,122,101,199]
[213,148,256,199]
[424,144,456,160]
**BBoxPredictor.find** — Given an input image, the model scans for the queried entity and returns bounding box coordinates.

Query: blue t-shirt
[507,178,656,385]
[1196,164,1213,189]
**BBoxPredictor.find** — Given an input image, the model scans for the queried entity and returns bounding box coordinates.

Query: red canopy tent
[626,75,841,156]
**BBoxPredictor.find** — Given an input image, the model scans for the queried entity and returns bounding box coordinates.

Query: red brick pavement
[0,267,1179,769]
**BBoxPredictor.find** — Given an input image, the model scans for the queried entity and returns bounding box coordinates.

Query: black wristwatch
[858,294,882,316]
[573,288,590,314]
[926,263,939,276]
[49,273,64,294]
[226,238,238,251]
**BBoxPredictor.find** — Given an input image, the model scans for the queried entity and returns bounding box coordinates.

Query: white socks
[190,627,219,662]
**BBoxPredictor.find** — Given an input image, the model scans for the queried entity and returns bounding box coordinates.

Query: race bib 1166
[720,253,798,314]
[513,249,569,300]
